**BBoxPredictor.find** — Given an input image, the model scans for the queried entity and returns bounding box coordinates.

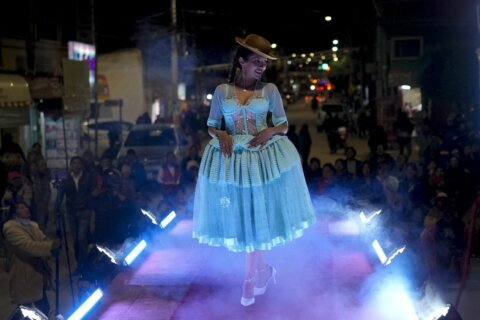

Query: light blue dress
[192,82,316,252]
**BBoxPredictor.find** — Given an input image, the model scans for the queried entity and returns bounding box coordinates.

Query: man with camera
[55,156,96,274]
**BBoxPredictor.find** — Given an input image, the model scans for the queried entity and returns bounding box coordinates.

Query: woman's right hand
[217,131,233,157]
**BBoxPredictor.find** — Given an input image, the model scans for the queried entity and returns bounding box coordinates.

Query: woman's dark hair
[227,46,254,83]
[227,45,271,86]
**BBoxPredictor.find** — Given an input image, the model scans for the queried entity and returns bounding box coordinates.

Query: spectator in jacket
[55,156,97,271]
[1,201,61,317]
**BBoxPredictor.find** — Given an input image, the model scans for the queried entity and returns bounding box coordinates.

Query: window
[391,37,423,60]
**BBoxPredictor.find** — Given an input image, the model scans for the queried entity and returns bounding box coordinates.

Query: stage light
[141,208,158,225]
[80,246,119,282]
[124,239,147,265]
[141,208,177,229]
[426,304,462,320]
[160,210,176,229]
[429,305,451,319]
[96,244,119,265]
[359,209,381,224]
[6,305,49,320]
[67,288,103,320]
[372,239,406,266]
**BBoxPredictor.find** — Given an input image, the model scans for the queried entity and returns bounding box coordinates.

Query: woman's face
[241,54,267,80]
[16,203,31,219]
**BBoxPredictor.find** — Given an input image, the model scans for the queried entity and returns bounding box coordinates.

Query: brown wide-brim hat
[235,34,277,60]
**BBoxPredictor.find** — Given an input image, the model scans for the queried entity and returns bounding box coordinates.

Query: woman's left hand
[248,128,274,148]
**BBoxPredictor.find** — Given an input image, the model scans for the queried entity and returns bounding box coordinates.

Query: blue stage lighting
[6,305,49,320]
[124,239,147,265]
[359,209,381,224]
[423,304,463,320]
[96,244,119,265]
[141,208,177,229]
[372,239,406,266]
[67,288,103,320]
[160,211,176,229]
[141,208,158,225]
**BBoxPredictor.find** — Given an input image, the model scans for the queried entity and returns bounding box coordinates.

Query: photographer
[93,165,123,245]
[55,156,97,273]
[1,201,61,317]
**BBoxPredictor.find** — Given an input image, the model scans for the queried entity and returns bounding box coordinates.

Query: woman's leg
[244,251,257,280]
[241,251,257,303]
[255,251,267,272]
[255,251,273,286]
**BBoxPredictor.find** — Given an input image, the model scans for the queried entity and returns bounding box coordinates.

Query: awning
[0,74,32,127]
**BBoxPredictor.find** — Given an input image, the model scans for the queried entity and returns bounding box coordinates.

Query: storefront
[0,74,34,155]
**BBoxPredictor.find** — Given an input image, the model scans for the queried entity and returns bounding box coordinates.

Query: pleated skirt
[192,135,316,252]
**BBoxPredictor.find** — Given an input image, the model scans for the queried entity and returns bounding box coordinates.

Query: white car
[81,119,133,155]
[116,124,191,180]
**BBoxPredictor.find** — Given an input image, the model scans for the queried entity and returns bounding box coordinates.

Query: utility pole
[170,0,179,120]
[27,0,36,72]
[476,1,480,128]
[91,0,99,158]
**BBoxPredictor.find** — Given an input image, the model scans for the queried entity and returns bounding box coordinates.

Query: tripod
[52,177,76,316]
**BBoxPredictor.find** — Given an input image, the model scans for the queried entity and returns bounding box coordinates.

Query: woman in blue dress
[193,34,316,306]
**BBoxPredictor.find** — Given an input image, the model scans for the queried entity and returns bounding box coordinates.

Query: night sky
[1,0,475,65]
[93,0,377,58]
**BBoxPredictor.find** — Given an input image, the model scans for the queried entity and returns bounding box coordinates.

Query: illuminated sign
[68,41,96,90]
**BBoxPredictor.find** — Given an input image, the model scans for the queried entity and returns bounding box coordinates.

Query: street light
[325,16,332,21]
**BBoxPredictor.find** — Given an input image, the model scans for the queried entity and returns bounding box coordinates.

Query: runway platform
[87,207,447,320]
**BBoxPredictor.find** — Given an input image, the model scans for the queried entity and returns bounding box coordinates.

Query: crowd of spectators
[301,109,479,288]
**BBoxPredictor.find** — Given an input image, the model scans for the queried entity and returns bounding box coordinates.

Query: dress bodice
[207,83,288,135]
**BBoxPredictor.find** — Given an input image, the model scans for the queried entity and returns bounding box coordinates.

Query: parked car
[116,123,191,180]
[81,119,133,155]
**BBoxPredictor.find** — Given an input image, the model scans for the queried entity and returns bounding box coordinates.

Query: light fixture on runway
[67,288,103,320]
[96,244,119,265]
[359,209,381,224]
[160,210,176,228]
[372,239,406,266]
[6,305,48,320]
[95,239,147,266]
[141,208,177,229]
[124,239,147,265]
[422,304,463,320]
[141,208,158,225]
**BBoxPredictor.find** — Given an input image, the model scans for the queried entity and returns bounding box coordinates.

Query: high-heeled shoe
[254,265,276,296]
[240,278,255,306]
